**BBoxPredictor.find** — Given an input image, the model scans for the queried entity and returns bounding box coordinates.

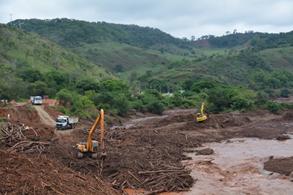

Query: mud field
[0,105,293,194]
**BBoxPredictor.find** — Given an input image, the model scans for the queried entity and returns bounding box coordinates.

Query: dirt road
[33,105,55,127]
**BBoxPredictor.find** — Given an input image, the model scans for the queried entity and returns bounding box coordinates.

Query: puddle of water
[183,136,293,195]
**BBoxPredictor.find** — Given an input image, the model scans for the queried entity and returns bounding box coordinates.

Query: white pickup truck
[56,115,79,130]
[30,96,43,105]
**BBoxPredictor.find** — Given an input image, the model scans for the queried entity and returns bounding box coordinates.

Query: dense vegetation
[195,31,293,49]
[9,18,189,49]
[1,19,293,117]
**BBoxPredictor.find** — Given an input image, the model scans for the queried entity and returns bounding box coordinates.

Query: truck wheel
[77,152,83,159]
[91,153,98,159]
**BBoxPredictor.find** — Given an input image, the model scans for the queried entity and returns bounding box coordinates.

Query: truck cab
[56,115,72,130]
[31,96,43,105]
[56,115,78,130]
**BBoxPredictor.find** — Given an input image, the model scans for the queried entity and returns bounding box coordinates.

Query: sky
[0,0,293,38]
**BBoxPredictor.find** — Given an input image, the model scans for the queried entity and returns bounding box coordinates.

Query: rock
[195,148,214,155]
[289,172,293,182]
[276,134,290,141]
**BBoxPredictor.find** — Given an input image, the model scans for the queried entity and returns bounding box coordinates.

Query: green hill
[136,46,293,88]
[9,18,189,49]
[8,19,193,72]
[0,24,112,99]
[7,19,293,89]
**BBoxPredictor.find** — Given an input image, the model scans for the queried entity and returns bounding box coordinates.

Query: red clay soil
[0,105,40,126]
[43,105,63,119]
[264,157,293,176]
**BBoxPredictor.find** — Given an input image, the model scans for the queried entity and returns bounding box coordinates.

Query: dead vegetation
[0,150,117,195]
[0,106,118,195]
[0,122,49,154]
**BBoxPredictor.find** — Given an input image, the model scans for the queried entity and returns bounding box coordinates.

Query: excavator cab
[196,102,207,122]
[76,109,106,159]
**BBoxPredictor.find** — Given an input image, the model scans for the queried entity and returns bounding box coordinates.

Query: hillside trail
[33,105,55,127]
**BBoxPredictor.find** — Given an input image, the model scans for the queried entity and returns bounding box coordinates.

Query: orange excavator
[196,102,208,122]
[76,109,106,159]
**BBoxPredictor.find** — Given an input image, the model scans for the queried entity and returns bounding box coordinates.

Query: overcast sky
[0,0,293,38]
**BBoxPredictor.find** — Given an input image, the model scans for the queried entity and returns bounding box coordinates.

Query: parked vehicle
[56,115,79,130]
[31,96,43,105]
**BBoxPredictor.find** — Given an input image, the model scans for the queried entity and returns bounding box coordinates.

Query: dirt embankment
[0,105,55,140]
[0,105,40,126]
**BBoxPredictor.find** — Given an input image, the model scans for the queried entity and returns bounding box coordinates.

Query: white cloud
[0,0,292,38]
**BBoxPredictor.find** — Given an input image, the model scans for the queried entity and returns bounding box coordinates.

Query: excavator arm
[200,102,205,115]
[86,109,104,152]
[77,109,105,157]
[100,109,105,152]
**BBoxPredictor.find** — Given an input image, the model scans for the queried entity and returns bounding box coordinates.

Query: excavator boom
[99,109,105,153]
[200,102,205,115]
[77,109,106,158]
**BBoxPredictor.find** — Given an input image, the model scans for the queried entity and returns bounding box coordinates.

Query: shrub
[207,86,256,112]
[146,101,164,115]
[266,102,283,113]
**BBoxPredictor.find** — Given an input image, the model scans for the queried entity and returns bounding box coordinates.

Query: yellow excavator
[196,102,207,122]
[76,109,106,159]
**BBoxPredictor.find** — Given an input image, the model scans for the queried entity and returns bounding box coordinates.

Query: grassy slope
[260,46,293,70]
[0,24,111,79]
[73,42,168,71]
[147,46,293,86]
[8,19,194,72]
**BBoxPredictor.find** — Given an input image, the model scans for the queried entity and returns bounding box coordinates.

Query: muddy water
[183,136,293,195]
